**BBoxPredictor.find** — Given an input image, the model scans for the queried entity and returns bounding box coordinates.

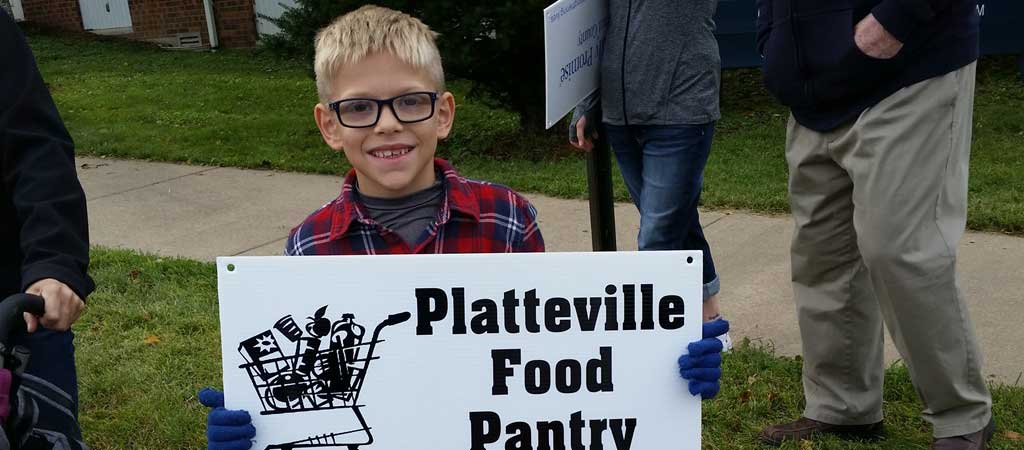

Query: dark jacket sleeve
[871,0,956,43]
[755,0,772,57]
[0,11,95,299]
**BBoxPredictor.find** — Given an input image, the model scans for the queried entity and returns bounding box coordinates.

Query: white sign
[543,0,608,129]
[217,252,702,450]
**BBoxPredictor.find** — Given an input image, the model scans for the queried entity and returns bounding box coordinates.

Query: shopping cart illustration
[238,307,411,450]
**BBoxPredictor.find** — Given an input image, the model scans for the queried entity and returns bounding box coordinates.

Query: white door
[253,0,298,36]
[78,0,132,30]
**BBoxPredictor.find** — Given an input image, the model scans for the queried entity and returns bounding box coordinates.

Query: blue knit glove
[677,319,730,400]
[199,388,255,450]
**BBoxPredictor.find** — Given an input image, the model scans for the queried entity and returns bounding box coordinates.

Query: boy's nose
[374,104,404,133]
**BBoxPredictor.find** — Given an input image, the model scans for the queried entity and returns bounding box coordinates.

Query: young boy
[285,5,543,255]
[200,6,726,449]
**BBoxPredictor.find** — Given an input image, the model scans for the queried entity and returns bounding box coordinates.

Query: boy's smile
[368,143,414,160]
[314,52,455,199]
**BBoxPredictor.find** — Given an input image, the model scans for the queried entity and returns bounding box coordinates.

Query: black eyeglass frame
[327,91,440,129]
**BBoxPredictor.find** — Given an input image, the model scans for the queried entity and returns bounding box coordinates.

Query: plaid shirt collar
[328,158,481,240]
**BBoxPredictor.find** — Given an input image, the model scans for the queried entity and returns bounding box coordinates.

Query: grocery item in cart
[238,330,287,382]
[273,315,303,342]
[322,314,366,398]
[332,313,365,363]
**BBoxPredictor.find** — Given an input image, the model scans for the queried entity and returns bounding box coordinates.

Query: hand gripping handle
[0,294,46,344]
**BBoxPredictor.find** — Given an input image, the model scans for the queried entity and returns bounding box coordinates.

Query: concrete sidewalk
[77,156,1024,385]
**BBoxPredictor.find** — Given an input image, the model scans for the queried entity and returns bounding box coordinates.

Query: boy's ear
[314,103,344,151]
[435,92,456,140]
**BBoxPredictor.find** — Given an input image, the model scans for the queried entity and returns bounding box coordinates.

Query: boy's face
[315,52,455,199]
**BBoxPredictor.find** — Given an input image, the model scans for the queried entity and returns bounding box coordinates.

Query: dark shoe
[930,418,996,450]
[759,417,884,446]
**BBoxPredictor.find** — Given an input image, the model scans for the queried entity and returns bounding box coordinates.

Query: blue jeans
[11,328,84,443]
[604,123,720,300]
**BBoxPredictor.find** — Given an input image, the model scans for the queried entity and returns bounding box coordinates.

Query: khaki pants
[787,62,991,438]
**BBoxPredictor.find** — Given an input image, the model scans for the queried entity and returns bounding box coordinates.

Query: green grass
[79,248,1024,449]
[25,28,1024,233]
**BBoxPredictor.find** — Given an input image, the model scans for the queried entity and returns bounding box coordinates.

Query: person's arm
[568,92,601,152]
[861,0,961,59]
[755,0,772,58]
[515,198,545,253]
[569,1,609,152]
[0,11,93,329]
[871,0,956,44]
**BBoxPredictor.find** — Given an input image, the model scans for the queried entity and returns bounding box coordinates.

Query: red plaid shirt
[285,159,544,255]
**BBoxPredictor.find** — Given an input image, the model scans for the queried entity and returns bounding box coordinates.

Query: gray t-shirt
[599,0,721,125]
[358,178,444,246]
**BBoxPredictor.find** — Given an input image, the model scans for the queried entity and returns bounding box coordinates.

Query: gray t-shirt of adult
[357,177,444,246]
[600,0,722,126]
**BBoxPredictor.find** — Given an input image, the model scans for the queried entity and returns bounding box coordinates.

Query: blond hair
[314,5,445,103]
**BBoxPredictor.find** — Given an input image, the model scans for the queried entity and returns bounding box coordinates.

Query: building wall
[21,0,83,30]
[20,0,256,48]
[125,0,211,46]
[213,0,256,48]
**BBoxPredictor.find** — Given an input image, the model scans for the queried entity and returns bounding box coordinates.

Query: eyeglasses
[328,92,439,128]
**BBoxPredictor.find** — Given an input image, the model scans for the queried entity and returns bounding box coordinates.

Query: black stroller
[0,294,86,450]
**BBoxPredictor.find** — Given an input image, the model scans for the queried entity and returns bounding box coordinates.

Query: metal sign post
[586,137,617,251]
[543,0,617,251]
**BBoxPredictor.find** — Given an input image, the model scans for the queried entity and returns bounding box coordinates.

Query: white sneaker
[706,314,733,352]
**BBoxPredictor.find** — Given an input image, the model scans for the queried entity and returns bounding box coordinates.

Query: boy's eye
[399,96,423,107]
[341,101,375,114]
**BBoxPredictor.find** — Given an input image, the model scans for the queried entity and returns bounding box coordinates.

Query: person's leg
[604,124,645,214]
[783,115,886,427]
[629,124,722,311]
[12,328,83,442]
[608,123,726,339]
[841,62,991,439]
[677,123,720,316]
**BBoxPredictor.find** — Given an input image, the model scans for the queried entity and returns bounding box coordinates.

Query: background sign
[218,252,703,450]
[543,0,608,129]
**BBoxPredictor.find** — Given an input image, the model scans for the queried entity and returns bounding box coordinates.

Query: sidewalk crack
[231,237,287,256]
[89,167,220,201]
[703,214,728,228]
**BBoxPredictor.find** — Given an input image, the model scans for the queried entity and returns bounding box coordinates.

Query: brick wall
[127,0,255,48]
[21,0,256,49]
[21,0,84,31]
[213,0,256,48]
[126,0,210,47]
[127,0,256,48]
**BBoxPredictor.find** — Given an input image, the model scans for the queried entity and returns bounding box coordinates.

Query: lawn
[79,247,1023,449]
[26,28,1024,233]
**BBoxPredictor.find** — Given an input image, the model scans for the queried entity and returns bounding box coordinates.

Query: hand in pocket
[854,14,903,59]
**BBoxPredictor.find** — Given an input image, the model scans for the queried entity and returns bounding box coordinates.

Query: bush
[261,0,555,132]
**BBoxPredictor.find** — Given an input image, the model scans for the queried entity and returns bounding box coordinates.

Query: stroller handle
[383,312,411,327]
[0,293,45,344]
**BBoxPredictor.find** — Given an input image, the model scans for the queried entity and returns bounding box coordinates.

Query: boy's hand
[25,278,84,332]
[199,388,255,450]
[677,319,730,400]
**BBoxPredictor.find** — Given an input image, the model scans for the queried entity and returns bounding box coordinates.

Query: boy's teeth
[374,148,410,158]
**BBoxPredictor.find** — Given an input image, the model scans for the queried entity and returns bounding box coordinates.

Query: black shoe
[759,417,884,446]
[930,417,996,450]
